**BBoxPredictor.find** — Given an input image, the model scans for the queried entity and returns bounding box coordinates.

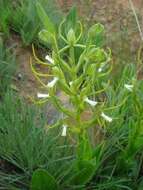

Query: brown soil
[6,34,51,100]
[57,0,143,12]
[6,35,36,97]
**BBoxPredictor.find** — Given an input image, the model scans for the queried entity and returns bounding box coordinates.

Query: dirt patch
[6,34,51,100]
[7,34,37,98]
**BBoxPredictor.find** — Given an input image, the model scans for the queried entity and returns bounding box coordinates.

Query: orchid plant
[30,3,133,187]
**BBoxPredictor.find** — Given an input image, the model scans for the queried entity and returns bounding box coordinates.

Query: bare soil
[6,34,51,100]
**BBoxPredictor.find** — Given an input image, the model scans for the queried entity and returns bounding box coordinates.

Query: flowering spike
[61,125,67,137]
[124,84,133,92]
[47,77,59,88]
[84,97,98,107]
[37,93,50,98]
[101,112,112,122]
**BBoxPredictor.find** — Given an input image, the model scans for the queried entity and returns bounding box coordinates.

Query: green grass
[0,38,16,96]
[0,0,63,46]
[0,91,75,189]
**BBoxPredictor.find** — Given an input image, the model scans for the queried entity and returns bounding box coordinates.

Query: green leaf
[59,80,72,95]
[69,160,95,185]
[36,2,55,34]
[31,169,59,190]
[77,131,93,161]
[138,179,143,190]
[39,29,54,45]
[65,6,77,32]
[67,28,76,45]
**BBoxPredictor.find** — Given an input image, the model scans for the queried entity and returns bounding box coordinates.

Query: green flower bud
[86,48,106,63]
[88,23,104,37]
[87,23,104,46]
[85,64,96,76]
[39,29,54,45]
[67,28,76,46]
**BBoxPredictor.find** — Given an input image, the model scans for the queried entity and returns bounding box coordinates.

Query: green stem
[69,45,77,80]
[59,45,70,54]
[69,46,75,65]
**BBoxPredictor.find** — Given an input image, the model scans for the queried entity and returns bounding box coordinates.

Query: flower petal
[124,84,133,92]
[61,125,67,137]
[69,81,73,86]
[98,67,102,72]
[47,77,58,88]
[37,93,49,98]
[101,112,112,122]
[84,97,98,107]
[45,55,54,64]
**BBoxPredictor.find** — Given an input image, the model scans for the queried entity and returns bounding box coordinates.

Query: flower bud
[87,23,104,46]
[86,48,106,63]
[39,29,54,45]
[67,28,76,45]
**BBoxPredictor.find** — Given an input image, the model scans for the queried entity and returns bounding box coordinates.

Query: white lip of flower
[98,67,102,72]
[98,62,106,73]
[61,125,67,137]
[37,93,50,98]
[98,55,110,73]
[84,97,98,107]
[45,55,54,64]
[47,77,59,88]
[124,84,133,92]
[101,112,112,122]
[69,81,73,86]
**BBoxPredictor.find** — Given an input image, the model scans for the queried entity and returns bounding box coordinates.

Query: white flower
[98,67,102,72]
[98,62,106,73]
[61,125,67,137]
[101,112,112,122]
[37,93,49,98]
[84,97,98,107]
[124,84,133,92]
[45,55,54,64]
[47,77,59,88]
[69,81,73,86]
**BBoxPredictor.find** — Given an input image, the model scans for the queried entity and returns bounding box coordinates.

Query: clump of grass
[0,91,74,189]
[0,1,11,37]
[0,0,63,46]
[0,38,16,97]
